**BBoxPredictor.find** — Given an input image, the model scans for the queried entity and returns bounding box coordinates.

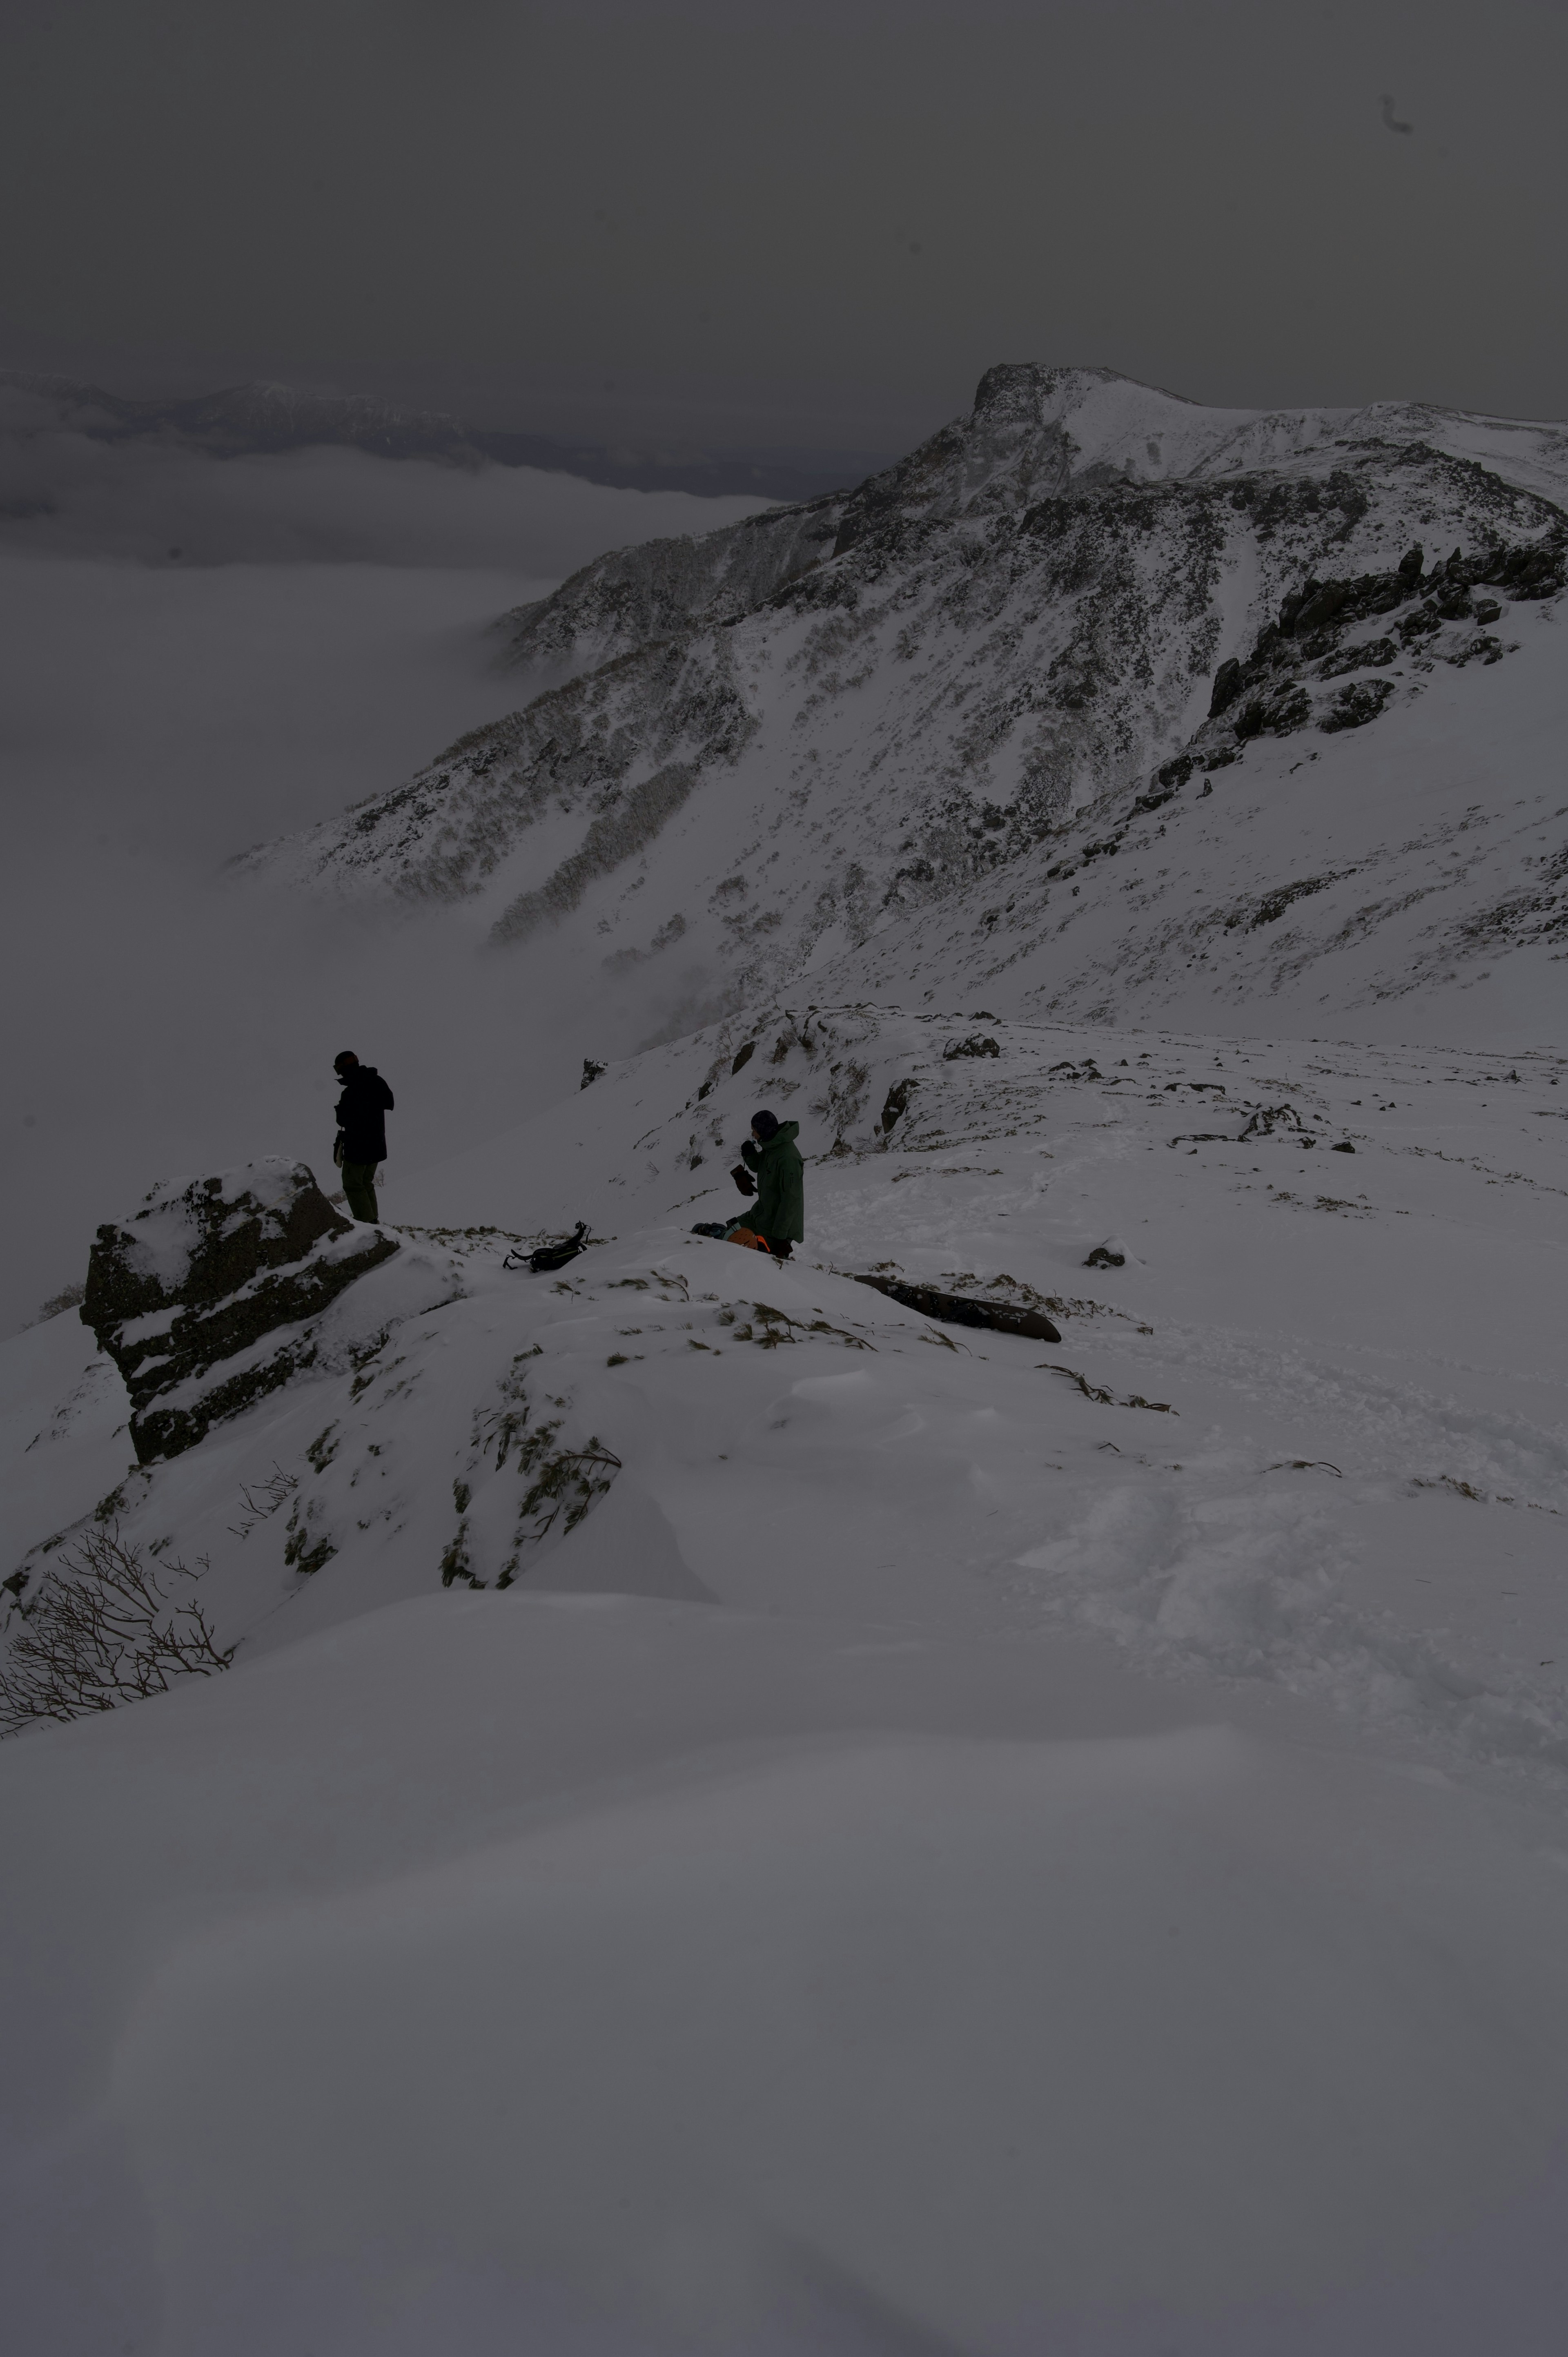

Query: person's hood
[761,1120,800,1147]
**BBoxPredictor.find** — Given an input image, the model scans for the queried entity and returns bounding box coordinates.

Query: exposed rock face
[495,497,847,676]
[1191,527,1563,757]
[81,1161,398,1463]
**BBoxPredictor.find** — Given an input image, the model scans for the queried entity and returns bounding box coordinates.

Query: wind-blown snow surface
[4,1003,1568,2353]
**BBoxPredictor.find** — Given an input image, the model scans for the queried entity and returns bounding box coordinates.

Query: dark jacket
[335,1066,394,1164]
[740,1119,804,1242]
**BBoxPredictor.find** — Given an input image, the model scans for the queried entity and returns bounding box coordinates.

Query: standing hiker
[737,1109,804,1259]
[332,1050,394,1224]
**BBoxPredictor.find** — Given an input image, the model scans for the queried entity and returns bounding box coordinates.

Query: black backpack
[504,1221,588,1274]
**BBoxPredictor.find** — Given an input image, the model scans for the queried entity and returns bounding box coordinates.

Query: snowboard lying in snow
[851,1273,1061,1345]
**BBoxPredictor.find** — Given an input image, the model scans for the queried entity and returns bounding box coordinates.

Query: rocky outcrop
[1195,527,1563,754]
[81,1160,398,1463]
[495,495,847,675]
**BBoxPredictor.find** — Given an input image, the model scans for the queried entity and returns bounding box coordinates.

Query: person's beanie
[751,1109,780,1141]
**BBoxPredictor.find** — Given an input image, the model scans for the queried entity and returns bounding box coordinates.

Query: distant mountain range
[239,363,1568,1042]
[0,369,890,502]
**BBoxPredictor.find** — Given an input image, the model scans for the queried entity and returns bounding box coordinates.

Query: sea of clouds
[0,410,768,1332]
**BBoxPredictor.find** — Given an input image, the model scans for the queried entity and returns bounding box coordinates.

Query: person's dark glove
[730,1164,756,1197]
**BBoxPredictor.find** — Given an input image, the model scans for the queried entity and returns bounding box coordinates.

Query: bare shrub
[227,1462,299,1539]
[0,1527,233,1735]
[25,1283,85,1327]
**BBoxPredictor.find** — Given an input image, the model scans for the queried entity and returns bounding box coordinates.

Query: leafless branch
[0,1526,233,1735]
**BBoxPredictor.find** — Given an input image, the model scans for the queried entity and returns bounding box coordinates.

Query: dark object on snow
[852,1273,1061,1345]
[878,1078,919,1134]
[334,1058,394,1163]
[742,1118,805,1242]
[1167,1132,1235,1147]
[1330,1139,1356,1153]
[82,1160,397,1463]
[690,1221,729,1238]
[505,1222,589,1274]
[1239,1105,1310,1141]
[943,1034,1000,1061]
[731,1163,757,1197]
[580,1059,607,1090]
[1039,1363,1173,1413]
[1084,1243,1125,1269]
[731,1041,757,1075]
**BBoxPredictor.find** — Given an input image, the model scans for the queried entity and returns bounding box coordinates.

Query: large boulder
[81,1160,398,1463]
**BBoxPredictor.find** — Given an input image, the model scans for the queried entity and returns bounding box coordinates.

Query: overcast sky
[3,0,1566,453]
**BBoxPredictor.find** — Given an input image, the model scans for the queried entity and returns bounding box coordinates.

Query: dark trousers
[342,1160,381,1222]
[766,1237,793,1260]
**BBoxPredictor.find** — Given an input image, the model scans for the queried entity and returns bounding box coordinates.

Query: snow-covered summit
[237,362,1568,1042]
[932,361,1568,502]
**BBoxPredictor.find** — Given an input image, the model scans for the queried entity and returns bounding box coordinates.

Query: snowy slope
[235,363,1568,1041]
[13,1000,1567,1764]
[9,363,1568,2353]
[4,1001,1568,2350]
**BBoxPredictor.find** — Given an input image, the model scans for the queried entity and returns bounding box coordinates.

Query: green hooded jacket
[742,1120,804,1241]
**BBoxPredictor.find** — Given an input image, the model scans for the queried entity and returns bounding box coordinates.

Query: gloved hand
[731,1164,756,1197]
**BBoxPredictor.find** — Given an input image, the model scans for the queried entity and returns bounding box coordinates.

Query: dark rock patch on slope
[82,1161,397,1463]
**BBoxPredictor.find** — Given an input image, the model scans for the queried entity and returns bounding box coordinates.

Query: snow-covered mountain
[239,363,1568,1042]
[8,366,1568,2352]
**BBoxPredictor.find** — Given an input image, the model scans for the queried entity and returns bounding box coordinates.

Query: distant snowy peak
[493,363,1568,679]
[0,369,470,460]
[241,362,1568,1035]
[0,370,881,500]
[885,361,1568,505]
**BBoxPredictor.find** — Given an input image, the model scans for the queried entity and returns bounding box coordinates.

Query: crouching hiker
[737,1109,803,1260]
[332,1050,394,1223]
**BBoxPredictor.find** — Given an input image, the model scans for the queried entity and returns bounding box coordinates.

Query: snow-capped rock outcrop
[82,1161,398,1461]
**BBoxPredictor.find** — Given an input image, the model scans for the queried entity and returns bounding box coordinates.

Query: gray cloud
[3,0,1566,446]
[0,398,769,569]
[0,450,762,1331]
